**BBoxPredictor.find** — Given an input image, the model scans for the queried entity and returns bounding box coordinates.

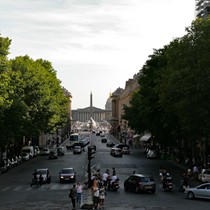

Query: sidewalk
[81,187,93,209]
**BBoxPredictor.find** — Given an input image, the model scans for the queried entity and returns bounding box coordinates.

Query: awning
[140,133,151,142]
[133,134,140,138]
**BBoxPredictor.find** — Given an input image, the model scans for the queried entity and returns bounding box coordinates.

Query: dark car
[124,174,156,193]
[34,168,51,184]
[49,150,58,159]
[110,148,122,157]
[57,147,65,156]
[73,146,82,154]
[101,138,107,143]
[59,168,76,183]
[106,142,115,147]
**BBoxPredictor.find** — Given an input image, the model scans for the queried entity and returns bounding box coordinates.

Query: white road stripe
[1,186,10,192]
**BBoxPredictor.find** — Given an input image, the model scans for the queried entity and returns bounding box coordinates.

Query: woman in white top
[76,182,83,205]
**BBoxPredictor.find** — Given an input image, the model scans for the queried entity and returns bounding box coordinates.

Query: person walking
[102,170,109,189]
[69,184,77,210]
[93,187,100,209]
[76,182,83,206]
[99,185,106,209]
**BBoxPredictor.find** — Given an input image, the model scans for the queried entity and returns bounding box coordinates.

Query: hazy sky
[0,0,195,109]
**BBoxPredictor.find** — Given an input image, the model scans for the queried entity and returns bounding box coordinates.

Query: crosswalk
[0,183,74,192]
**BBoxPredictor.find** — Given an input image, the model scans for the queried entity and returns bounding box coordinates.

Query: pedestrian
[193,164,199,180]
[93,187,100,209]
[76,182,83,206]
[102,170,109,189]
[99,185,106,209]
[69,184,77,210]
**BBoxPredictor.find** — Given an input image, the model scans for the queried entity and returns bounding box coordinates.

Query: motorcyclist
[162,173,172,190]
[31,169,39,187]
[109,173,118,189]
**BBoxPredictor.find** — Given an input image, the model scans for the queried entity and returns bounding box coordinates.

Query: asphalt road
[0,133,209,210]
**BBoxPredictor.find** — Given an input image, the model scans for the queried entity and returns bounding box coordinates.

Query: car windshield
[61,169,73,173]
[37,169,47,174]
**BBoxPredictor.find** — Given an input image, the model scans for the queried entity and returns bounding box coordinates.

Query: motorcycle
[108,178,120,191]
[162,176,173,192]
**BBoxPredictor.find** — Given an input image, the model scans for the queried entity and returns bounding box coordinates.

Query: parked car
[73,146,82,154]
[34,146,40,156]
[124,174,156,193]
[185,183,210,200]
[106,142,115,147]
[0,160,8,173]
[122,146,130,155]
[49,150,58,159]
[40,147,50,156]
[59,168,76,183]
[198,169,210,183]
[146,150,158,159]
[33,168,51,184]
[101,138,107,143]
[110,148,122,157]
[21,152,30,161]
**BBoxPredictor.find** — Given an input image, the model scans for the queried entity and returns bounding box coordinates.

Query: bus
[68,133,80,149]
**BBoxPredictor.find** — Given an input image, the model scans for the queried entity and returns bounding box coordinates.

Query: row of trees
[0,35,69,150]
[123,18,210,156]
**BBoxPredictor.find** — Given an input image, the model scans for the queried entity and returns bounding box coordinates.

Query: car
[184,183,210,200]
[40,147,50,156]
[20,152,30,161]
[146,150,158,159]
[110,148,122,157]
[34,146,40,156]
[73,146,82,154]
[101,138,107,143]
[122,146,130,155]
[96,132,100,136]
[57,147,65,156]
[59,168,76,183]
[114,143,130,150]
[198,169,210,183]
[124,174,156,193]
[49,150,58,159]
[34,168,51,184]
[106,142,115,147]
[0,160,8,173]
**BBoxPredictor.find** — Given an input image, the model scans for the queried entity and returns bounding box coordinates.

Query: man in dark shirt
[69,184,77,210]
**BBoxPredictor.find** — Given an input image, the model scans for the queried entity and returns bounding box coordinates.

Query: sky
[0,0,195,110]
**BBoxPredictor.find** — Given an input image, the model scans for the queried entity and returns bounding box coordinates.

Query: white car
[185,183,210,200]
[40,148,50,155]
[198,169,210,183]
[21,152,30,161]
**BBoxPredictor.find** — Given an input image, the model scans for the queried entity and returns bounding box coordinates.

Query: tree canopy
[123,17,210,146]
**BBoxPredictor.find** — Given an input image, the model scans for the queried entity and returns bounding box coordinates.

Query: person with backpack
[69,184,77,210]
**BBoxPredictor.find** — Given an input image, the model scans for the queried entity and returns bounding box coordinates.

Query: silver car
[198,169,210,183]
[185,183,210,200]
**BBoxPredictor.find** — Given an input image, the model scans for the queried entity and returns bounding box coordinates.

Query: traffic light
[88,146,94,160]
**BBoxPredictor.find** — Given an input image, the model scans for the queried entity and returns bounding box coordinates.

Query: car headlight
[60,176,64,179]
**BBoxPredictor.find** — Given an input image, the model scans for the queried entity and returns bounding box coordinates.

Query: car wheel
[151,189,156,194]
[188,191,195,200]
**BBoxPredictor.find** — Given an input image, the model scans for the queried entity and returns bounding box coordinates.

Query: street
[0,133,209,210]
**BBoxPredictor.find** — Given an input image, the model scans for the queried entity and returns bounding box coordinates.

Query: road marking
[1,186,10,192]
[62,184,70,190]
[13,186,23,191]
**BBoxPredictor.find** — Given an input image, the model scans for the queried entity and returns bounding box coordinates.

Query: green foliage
[124,17,210,146]
[0,34,69,147]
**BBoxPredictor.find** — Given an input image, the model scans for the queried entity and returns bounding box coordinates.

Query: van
[22,146,34,159]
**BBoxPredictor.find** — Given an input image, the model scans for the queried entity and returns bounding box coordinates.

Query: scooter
[108,178,120,191]
[163,176,173,192]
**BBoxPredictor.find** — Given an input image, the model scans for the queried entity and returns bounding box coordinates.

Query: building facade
[195,0,210,19]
